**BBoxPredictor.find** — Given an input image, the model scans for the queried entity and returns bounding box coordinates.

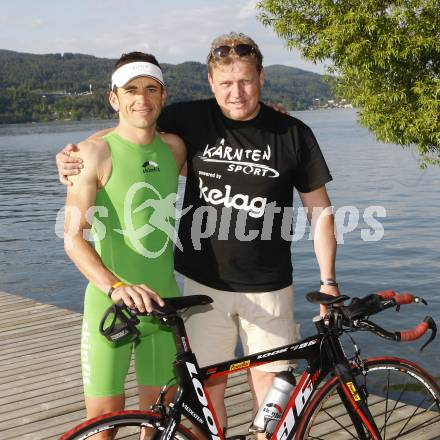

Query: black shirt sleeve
[293,122,333,192]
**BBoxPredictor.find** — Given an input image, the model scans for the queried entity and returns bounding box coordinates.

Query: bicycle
[60,289,439,440]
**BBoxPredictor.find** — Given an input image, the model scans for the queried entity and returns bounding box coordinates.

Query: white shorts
[183,278,300,372]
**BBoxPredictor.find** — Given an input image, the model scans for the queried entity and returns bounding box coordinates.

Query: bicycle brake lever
[419,317,437,352]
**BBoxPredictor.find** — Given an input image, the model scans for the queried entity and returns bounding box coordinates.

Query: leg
[84,395,125,440]
[138,385,177,410]
[183,278,238,434]
[81,306,132,440]
[135,324,178,440]
[139,385,166,410]
[206,375,228,430]
[85,395,125,418]
[247,369,276,414]
[138,385,171,440]
[238,286,297,435]
[135,322,179,411]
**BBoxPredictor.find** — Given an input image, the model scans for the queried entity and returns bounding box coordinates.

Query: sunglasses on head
[212,44,256,59]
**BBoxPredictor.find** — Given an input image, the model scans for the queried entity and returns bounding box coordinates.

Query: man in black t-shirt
[56,33,340,435]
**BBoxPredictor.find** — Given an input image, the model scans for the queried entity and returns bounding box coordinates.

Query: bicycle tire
[60,410,198,440]
[296,357,440,440]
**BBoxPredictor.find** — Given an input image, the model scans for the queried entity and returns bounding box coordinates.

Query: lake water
[0,109,439,375]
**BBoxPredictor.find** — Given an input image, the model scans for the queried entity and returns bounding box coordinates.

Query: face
[109,76,166,129]
[208,60,264,121]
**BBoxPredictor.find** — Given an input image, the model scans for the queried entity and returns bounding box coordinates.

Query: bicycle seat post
[161,314,192,356]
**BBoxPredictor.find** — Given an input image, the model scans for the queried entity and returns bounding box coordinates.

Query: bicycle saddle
[163,294,213,311]
[306,291,349,305]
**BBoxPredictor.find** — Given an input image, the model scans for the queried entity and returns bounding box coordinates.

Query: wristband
[320,279,339,287]
[108,281,126,298]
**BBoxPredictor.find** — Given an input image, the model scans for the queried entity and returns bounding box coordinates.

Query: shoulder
[69,138,110,186]
[159,132,185,149]
[74,138,110,163]
[159,99,213,134]
[260,104,319,153]
[158,132,186,170]
[261,103,312,133]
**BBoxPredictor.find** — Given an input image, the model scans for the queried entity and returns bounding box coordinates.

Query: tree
[258,0,440,166]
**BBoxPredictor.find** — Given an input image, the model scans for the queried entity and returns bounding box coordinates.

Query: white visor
[111,62,165,89]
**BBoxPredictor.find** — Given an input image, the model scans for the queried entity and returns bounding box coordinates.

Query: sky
[0,0,326,74]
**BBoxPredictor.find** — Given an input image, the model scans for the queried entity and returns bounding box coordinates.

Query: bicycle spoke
[395,395,435,438]
[376,368,438,440]
[379,369,403,438]
[316,407,363,439]
[379,372,410,438]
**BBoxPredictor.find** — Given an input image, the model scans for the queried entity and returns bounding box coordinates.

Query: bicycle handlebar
[101,290,437,351]
[339,291,437,351]
[377,290,427,306]
[399,317,433,342]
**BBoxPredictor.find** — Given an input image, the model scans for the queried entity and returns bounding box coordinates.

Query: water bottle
[249,371,296,435]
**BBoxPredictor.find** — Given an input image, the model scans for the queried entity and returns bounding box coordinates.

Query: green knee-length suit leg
[81,132,180,397]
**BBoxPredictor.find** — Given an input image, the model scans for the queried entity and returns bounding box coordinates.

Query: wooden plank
[0,324,81,348]
[1,331,79,356]
[0,346,80,373]
[1,315,82,338]
[1,308,74,327]
[2,302,58,318]
[1,312,82,335]
[0,364,81,393]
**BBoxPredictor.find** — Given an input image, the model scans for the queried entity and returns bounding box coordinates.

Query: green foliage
[0,49,334,125]
[258,0,440,166]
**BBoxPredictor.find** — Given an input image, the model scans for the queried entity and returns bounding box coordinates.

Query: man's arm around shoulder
[55,127,115,186]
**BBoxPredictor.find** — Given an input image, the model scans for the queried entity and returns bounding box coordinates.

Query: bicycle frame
[159,313,382,440]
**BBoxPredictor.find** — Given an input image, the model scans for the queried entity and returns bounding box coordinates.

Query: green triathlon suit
[81,132,180,397]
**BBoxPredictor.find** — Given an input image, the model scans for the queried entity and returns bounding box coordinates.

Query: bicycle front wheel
[297,357,440,440]
[60,410,197,440]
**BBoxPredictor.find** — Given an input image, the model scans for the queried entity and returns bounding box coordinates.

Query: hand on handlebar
[319,284,341,316]
[55,143,83,185]
[110,284,165,314]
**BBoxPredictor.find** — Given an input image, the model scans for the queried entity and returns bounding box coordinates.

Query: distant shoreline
[0,107,357,128]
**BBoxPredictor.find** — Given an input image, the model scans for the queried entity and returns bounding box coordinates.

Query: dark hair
[113,52,161,73]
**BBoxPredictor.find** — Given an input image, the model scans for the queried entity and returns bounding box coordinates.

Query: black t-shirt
[158,99,332,292]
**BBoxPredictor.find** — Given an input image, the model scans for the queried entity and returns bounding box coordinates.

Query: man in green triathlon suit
[63,52,186,425]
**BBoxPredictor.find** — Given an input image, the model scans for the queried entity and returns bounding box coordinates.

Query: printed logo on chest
[200,139,279,178]
[142,160,160,174]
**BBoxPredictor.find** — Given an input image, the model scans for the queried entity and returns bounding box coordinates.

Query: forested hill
[0,49,334,124]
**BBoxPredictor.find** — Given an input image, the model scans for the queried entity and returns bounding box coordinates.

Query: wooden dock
[0,291,253,440]
[1,290,439,440]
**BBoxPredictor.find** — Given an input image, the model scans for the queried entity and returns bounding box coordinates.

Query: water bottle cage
[99,304,140,344]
